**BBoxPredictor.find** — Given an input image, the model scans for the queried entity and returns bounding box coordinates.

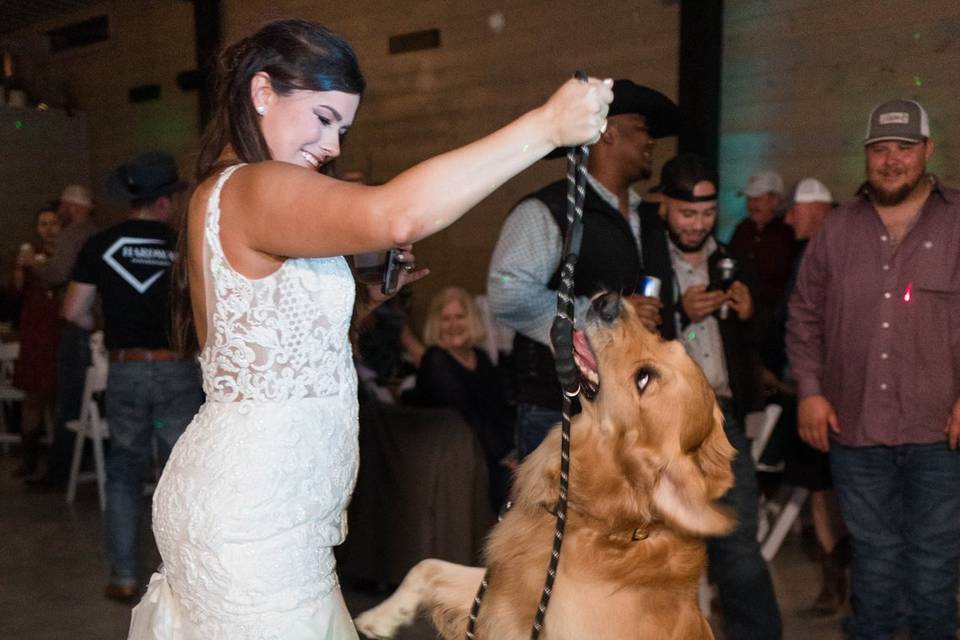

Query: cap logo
[879,112,910,125]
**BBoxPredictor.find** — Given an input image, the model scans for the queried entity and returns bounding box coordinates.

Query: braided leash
[466,71,590,640]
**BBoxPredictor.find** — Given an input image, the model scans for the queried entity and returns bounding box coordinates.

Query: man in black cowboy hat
[63,151,203,603]
[487,79,680,460]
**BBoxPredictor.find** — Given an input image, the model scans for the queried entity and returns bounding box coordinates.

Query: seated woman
[410,286,515,510]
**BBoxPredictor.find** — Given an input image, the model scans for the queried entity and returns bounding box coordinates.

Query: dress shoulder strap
[204,163,246,259]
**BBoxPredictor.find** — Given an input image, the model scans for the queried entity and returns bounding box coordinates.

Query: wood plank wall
[223,0,681,323]
[719,0,960,238]
[2,0,681,327]
[0,0,197,282]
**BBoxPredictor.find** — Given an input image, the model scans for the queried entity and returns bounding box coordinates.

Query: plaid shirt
[487,173,642,346]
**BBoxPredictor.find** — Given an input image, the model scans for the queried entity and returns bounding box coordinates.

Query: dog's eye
[636,366,657,394]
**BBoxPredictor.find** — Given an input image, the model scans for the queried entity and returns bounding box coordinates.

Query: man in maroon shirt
[730,171,797,311]
[731,171,798,380]
[787,99,960,639]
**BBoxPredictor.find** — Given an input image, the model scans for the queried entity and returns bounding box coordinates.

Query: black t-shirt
[72,219,177,350]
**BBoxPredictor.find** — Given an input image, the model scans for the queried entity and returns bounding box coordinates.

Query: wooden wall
[224,0,680,322]
[0,108,89,267]
[1,0,680,327]
[0,0,197,284]
[719,0,960,238]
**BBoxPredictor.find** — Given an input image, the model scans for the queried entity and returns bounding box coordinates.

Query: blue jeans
[47,323,91,481]
[706,408,782,639]
[104,360,203,584]
[515,402,561,460]
[830,442,960,640]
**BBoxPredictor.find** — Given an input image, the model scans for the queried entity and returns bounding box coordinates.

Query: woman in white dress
[128,18,610,639]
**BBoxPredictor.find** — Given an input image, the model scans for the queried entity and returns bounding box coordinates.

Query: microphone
[717,257,736,320]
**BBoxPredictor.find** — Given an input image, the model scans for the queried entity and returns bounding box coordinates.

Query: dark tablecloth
[337,401,494,586]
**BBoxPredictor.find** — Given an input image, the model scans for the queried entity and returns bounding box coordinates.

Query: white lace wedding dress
[128,164,360,639]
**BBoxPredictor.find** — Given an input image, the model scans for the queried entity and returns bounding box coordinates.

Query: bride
[127,17,610,639]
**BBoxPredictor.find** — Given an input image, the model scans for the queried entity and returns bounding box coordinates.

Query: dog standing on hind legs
[355,293,735,639]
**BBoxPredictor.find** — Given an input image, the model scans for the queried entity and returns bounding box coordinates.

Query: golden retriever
[355,292,735,640]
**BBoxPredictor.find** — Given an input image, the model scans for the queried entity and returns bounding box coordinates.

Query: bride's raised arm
[225,77,611,259]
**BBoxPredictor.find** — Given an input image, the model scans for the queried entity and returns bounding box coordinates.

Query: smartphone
[381,248,402,295]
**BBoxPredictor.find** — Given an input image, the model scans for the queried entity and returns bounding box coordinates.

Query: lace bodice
[136,163,362,639]
[199,164,356,402]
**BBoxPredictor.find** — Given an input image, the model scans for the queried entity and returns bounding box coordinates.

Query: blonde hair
[422,286,486,348]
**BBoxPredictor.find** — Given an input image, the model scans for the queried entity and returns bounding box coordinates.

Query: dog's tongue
[573,330,598,371]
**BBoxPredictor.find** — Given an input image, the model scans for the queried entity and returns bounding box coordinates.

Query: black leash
[466,71,590,640]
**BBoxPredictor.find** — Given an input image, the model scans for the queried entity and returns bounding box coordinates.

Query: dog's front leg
[355,559,484,639]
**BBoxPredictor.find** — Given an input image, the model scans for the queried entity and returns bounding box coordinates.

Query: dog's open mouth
[573,330,600,399]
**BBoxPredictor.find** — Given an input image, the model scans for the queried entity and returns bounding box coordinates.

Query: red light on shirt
[903,282,913,303]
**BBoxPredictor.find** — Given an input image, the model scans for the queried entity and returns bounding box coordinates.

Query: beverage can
[638,275,662,298]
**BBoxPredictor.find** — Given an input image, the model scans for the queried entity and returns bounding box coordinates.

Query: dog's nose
[590,292,622,323]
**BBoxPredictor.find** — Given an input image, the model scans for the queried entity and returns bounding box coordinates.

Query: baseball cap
[544,79,679,159]
[659,153,718,202]
[742,171,784,198]
[60,184,93,209]
[864,99,929,146]
[106,151,187,202]
[792,178,833,204]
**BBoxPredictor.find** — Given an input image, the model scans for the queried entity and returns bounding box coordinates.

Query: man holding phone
[660,153,781,639]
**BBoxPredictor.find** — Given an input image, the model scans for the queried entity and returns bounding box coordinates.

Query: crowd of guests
[485,86,960,640]
[3,76,958,639]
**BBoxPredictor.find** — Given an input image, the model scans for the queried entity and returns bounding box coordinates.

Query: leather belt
[109,349,181,363]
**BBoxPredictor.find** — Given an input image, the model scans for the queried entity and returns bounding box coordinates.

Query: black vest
[512,179,676,409]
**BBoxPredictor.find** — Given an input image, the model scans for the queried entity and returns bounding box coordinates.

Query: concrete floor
[0,453,846,640]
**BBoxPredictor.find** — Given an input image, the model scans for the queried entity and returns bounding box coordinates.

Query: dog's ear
[651,457,734,537]
[695,403,735,500]
[651,403,735,537]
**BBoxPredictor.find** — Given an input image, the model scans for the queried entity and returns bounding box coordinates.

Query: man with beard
[488,79,679,460]
[787,99,960,639]
[661,153,782,639]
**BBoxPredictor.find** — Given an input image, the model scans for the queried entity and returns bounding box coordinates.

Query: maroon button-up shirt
[787,181,960,447]
[730,216,797,308]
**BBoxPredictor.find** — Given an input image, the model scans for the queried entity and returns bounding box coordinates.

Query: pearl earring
[256,105,266,115]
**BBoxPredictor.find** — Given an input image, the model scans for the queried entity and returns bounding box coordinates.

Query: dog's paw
[354,603,415,639]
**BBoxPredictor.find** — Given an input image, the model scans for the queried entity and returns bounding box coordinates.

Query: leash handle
[531,69,589,639]
[466,71,589,640]
[550,69,590,397]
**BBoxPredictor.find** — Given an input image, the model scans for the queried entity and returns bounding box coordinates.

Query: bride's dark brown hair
[171,19,365,354]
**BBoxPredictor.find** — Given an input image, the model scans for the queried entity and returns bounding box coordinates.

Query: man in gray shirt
[487,79,679,460]
[46,185,97,290]
[788,99,960,639]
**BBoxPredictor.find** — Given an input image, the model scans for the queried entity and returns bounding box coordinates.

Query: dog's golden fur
[356,296,735,640]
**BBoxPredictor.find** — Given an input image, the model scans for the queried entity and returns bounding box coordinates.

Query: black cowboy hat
[544,79,680,159]
[106,151,187,202]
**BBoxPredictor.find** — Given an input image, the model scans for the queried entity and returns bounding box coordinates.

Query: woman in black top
[412,287,514,510]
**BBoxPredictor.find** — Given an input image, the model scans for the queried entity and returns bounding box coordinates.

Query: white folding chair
[748,402,812,560]
[747,403,783,471]
[65,332,109,510]
[0,342,25,454]
[760,486,810,561]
